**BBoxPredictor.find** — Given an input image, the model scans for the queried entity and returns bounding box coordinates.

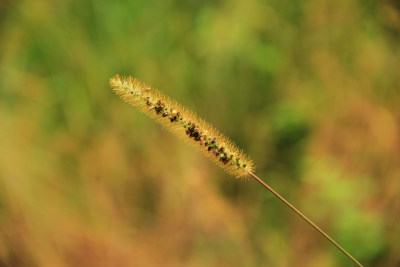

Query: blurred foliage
[0,0,400,266]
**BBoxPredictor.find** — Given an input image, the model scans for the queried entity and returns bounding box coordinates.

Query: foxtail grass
[110,75,363,267]
[110,75,253,178]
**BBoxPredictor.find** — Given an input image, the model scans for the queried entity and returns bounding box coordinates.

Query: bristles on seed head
[110,75,254,178]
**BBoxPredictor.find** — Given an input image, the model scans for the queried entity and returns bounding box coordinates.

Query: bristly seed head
[110,75,254,178]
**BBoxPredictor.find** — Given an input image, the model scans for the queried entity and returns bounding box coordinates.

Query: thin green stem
[247,171,363,267]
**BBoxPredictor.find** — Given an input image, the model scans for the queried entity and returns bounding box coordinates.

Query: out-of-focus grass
[0,0,399,266]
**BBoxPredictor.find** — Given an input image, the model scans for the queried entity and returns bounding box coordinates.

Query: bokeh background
[1,0,399,266]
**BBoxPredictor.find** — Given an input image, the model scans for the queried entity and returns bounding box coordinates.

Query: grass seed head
[110,75,254,178]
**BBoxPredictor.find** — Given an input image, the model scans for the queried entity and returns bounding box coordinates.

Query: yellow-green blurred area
[0,0,399,266]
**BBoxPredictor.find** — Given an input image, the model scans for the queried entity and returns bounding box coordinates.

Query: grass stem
[247,171,363,267]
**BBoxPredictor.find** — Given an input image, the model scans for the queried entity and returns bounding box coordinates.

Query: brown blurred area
[0,0,399,266]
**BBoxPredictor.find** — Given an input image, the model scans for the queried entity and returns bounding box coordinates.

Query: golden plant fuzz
[110,75,254,178]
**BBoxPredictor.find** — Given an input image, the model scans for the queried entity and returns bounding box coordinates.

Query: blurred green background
[1,0,399,266]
